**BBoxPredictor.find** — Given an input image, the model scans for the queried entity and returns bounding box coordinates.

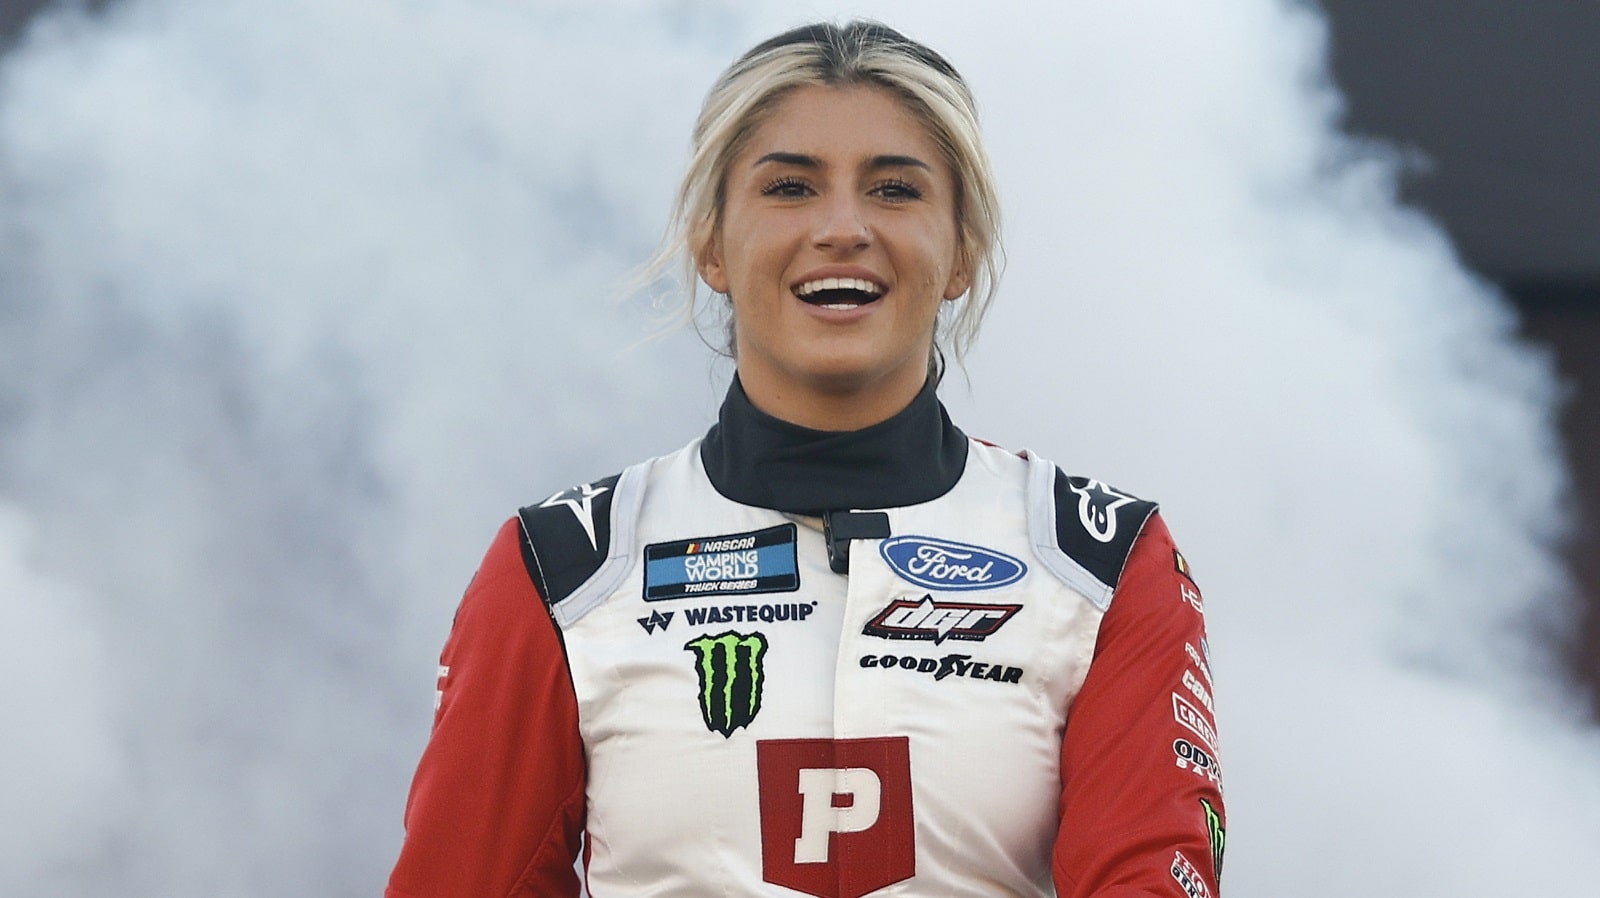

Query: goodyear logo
[645,524,799,601]
[879,536,1026,592]
[684,631,768,738]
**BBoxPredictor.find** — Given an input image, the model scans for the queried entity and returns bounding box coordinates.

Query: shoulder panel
[1051,469,1158,592]
[517,473,621,607]
[1023,453,1158,611]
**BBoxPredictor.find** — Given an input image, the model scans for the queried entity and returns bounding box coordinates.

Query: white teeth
[796,277,883,297]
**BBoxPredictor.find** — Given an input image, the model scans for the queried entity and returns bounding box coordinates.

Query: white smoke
[0,0,1591,895]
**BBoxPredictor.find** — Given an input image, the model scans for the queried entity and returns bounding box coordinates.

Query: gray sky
[1,0,1595,894]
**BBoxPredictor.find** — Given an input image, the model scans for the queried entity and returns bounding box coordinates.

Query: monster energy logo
[1201,798,1226,878]
[684,631,768,737]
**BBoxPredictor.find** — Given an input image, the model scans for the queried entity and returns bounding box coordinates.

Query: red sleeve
[386,518,586,898]
[1054,512,1226,898]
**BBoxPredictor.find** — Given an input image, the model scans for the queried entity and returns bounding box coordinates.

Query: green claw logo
[1201,798,1225,878]
[684,631,768,737]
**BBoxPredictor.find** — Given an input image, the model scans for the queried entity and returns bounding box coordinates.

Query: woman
[387,21,1225,898]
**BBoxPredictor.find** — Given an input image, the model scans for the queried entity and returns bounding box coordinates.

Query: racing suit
[386,377,1226,898]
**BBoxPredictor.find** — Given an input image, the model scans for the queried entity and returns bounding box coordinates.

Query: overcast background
[2,1,1597,895]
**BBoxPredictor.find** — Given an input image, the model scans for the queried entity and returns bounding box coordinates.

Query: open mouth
[794,277,885,310]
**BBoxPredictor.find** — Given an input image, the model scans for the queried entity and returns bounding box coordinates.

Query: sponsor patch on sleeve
[1201,798,1226,879]
[645,524,800,601]
[1173,693,1219,751]
[1174,547,1196,583]
[1170,851,1214,898]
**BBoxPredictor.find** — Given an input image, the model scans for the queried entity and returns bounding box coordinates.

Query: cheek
[915,239,960,296]
[721,233,775,291]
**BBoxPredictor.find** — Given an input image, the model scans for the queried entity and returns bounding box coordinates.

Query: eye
[761,176,813,198]
[872,178,924,202]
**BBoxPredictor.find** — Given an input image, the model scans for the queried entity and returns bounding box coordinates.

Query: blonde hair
[648,21,1003,377]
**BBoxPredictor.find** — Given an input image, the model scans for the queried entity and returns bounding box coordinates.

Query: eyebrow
[752,151,931,172]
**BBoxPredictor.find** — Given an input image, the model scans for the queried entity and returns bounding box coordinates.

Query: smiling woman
[386,21,1225,898]
[700,84,969,429]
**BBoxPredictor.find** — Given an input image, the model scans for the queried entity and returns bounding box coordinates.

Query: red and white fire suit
[387,379,1225,897]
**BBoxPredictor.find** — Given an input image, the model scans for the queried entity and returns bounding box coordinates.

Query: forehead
[739,84,944,165]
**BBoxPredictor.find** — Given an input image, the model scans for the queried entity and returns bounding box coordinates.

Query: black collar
[700,376,969,514]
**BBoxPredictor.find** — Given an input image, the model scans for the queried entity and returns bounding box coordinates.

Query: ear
[697,238,730,295]
[942,255,971,301]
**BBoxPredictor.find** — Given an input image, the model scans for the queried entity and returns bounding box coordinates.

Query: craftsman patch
[645,524,800,601]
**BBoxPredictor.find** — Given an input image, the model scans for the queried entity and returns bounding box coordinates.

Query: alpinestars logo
[684,631,768,737]
[1067,478,1137,544]
[539,481,610,550]
[863,596,1021,644]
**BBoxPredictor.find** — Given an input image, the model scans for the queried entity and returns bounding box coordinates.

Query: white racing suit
[388,379,1225,898]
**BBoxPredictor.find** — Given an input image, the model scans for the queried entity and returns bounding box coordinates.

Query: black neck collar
[700,376,969,514]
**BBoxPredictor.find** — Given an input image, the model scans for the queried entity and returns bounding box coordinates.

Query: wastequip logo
[878,536,1025,591]
[684,631,768,737]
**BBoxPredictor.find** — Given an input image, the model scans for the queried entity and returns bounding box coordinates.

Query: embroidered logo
[878,536,1026,592]
[1174,548,1198,584]
[1173,738,1223,787]
[1067,479,1137,544]
[539,481,610,550]
[645,525,800,601]
[684,631,768,737]
[1170,851,1214,898]
[1201,798,1226,878]
[1173,694,1218,751]
[862,596,1021,643]
[757,737,916,898]
[636,609,674,635]
[859,652,1024,685]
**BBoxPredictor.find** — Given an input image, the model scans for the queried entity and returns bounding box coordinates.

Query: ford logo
[879,536,1026,591]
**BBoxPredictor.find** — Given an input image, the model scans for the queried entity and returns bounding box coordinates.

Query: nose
[812,194,871,253]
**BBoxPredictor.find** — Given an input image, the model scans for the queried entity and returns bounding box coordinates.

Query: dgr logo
[756,737,915,898]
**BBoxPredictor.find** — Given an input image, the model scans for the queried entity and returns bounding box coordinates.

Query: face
[698,84,969,428]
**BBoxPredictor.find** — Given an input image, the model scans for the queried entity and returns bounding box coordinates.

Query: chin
[797,362,912,397]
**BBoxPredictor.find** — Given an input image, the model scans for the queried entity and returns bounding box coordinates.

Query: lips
[793,276,885,310]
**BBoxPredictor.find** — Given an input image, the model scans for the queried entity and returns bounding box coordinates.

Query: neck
[699,375,968,514]
[734,364,931,432]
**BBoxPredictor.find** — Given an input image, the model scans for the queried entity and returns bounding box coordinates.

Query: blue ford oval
[879,536,1027,591]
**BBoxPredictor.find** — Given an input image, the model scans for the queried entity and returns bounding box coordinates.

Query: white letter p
[793,767,882,863]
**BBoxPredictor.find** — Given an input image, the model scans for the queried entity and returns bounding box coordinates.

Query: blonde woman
[388,21,1225,898]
